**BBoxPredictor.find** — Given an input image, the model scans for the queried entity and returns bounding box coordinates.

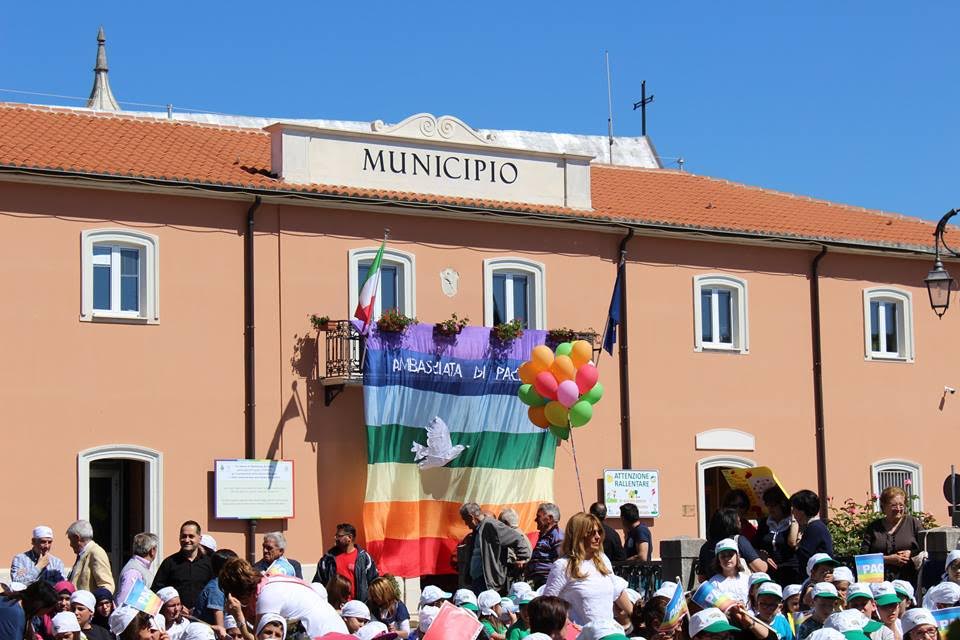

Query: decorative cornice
[371,113,494,145]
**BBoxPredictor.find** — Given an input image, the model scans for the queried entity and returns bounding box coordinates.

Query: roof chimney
[86,26,120,111]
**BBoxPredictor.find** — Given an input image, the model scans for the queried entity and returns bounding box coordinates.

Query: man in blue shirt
[621,503,653,561]
[524,503,563,587]
[10,526,66,585]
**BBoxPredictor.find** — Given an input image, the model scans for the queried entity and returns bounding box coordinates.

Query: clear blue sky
[2,1,958,220]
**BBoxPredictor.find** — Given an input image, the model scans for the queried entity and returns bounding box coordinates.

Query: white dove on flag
[411,416,468,470]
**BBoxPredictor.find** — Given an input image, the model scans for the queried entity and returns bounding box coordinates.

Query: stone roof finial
[86,25,120,111]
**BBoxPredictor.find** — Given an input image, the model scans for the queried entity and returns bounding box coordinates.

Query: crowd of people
[0,484,950,640]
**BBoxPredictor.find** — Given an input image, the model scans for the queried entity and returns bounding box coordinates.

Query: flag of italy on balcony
[354,240,385,332]
[356,321,557,577]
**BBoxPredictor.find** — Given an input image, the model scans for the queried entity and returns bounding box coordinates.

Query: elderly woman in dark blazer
[860,486,924,582]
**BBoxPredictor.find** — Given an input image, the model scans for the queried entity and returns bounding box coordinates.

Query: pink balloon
[534,370,559,400]
[575,363,599,395]
[557,380,580,408]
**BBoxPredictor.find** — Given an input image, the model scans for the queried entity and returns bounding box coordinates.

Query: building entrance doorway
[697,455,755,538]
[89,459,145,577]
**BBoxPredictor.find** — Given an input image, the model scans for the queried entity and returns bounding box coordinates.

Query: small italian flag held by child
[354,240,385,333]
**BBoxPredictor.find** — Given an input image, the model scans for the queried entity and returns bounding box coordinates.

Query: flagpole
[357,228,391,374]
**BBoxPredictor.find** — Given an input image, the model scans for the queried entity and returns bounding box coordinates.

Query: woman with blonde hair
[542,512,633,626]
[859,487,924,582]
[218,556,347,636]
[367,575,410,638]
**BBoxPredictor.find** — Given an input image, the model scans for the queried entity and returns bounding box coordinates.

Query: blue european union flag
[603,270,622,355]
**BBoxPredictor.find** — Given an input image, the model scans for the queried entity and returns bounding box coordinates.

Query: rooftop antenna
[632,80,654,137]
[605,51,614,164]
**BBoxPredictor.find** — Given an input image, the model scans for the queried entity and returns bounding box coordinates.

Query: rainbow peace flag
[660,582,689,630]
[359,323,557,577]
[124,581,162,615]
[691,581,738,612]
[855,553,884,583]
[931,606,960,640]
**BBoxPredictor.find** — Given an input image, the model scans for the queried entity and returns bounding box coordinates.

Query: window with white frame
[81,229,159,323]
[863,288,914,361]
[871,459,922,510]
[483,258,545,329]
[693,274,748,353]
[348,247,415,319]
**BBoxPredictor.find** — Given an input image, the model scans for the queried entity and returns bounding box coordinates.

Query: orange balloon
[518,362,537,385]
[531,345,554,371]
[528,405,549,429]
[549,355,576,382]
[570,340,593,368]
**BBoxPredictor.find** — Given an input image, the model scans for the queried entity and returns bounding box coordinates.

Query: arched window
[871,459,922,510]
[81,229,160,323]
[483,258,546,329]
[863,288,914,361]
[693,274,749,353]
[348,247,416,319]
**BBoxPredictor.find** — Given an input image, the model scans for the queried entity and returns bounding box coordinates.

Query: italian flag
[354,241,385,332]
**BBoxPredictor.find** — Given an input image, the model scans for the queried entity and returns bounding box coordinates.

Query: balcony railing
[317,320,364,405]
[316,321,602,405]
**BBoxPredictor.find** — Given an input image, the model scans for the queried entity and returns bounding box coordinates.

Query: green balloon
[555,342,573,357]
[518,384,547,407]
[569,400,593,427]
[582,382,604,405]
[549,425,570,441]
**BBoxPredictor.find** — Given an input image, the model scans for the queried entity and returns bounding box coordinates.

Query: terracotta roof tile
[0,103,939,252]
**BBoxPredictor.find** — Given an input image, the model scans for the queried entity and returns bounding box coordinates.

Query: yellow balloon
[518,362,536,385]
[549,355,576,382]
[531,345,554,371]
[544,401,569,427]
[570,340,593,368]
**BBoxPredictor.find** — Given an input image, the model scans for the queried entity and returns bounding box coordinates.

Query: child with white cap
[798,583,841,640]
[900,608,938,640]
[922,581,960,610]
[255,613,286,639]
[802,555,842,607]
[223,614,242,640]
[823,609,882,640]
[871,583,904,640]
[577,618,629,640]
[418,585,451,608]
[843,583,889,640]
[355,620,399,640]
[506,593,535,640]
[453,588,480,615]
[52,611,81,640]
[707,539,751,605]
[688,608,740,640]
[747,581,794,640]
[157,586,190,640]
[831,567,855,605]
[408,604,439,640]
[341,600,372,633]
[783,585,803,635]
[478,589,508,639]
[71,590,111,640]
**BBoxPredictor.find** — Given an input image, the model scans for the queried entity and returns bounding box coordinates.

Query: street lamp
[925,209,959,318]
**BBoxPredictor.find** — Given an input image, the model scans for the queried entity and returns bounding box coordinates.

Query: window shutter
[877,468,913,496]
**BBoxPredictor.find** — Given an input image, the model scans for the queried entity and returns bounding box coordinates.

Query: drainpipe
[810,246,829,519]
[618,229,635,469]
[244,196,262,562]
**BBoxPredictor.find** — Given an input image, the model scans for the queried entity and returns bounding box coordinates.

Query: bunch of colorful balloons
[516,340,604,440]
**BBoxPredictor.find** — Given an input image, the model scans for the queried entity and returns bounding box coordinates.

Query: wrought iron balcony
[317,320,364,405]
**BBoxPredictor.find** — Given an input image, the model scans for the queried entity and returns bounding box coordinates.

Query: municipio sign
[215,459,295,520]
[604,469,660,518]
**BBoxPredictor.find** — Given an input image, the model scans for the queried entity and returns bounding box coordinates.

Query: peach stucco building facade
[0,102,956,581]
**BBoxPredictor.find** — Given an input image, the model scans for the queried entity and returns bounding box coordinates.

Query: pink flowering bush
[827,495,938,557]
